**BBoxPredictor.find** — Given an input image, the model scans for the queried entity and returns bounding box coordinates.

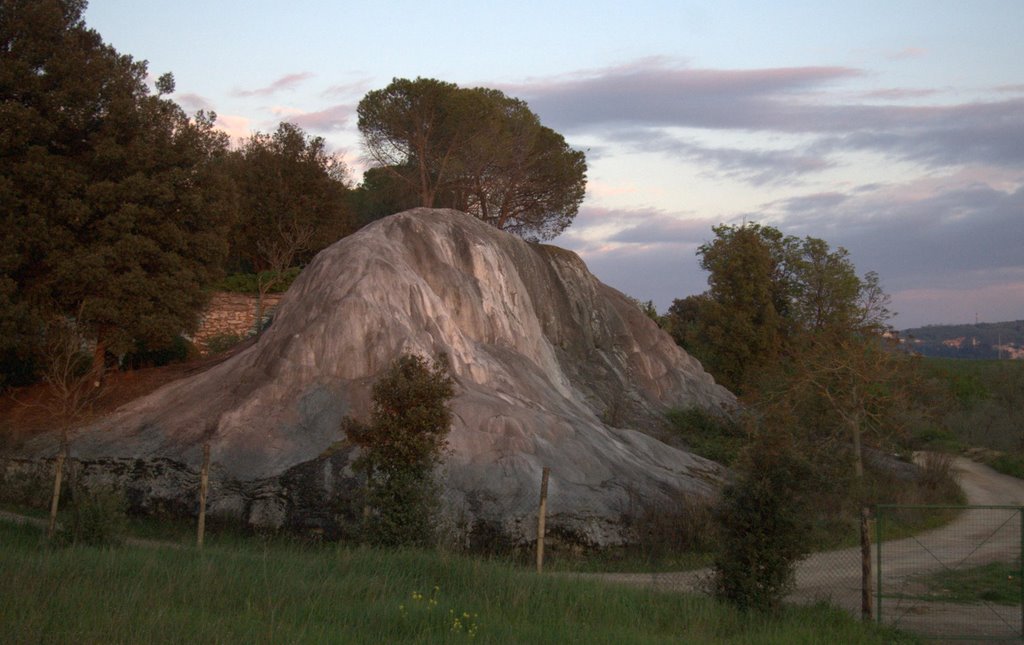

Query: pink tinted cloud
[322,78,373,98]
[284,104,352,132]
[233,72,314,97]
[213,114,253,142]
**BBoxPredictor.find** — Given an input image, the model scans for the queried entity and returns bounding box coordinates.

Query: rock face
[6,209,735,546]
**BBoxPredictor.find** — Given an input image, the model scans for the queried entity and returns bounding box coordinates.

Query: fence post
[861,506,873,621]
[197,442,211,548]
[536,467,550,573]
[875,506,883,624]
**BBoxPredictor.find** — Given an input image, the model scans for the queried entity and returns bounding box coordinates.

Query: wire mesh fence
[585,505,1024,641]
[876,505,1023,641]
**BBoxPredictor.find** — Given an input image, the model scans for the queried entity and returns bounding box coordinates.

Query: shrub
[990,453,1024,480]
[626,492,716,562]
[57,486,128,547]
[346,353,455,547]
[710,431,813,612]
[204,332,245,355]
[121,335,196,369]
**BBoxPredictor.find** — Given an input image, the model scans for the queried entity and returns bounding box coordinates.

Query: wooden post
[536,467,550,574]
[197,442,211,548]
[861,506,873,621]
[47,433,69,540]
[47,450,66,540]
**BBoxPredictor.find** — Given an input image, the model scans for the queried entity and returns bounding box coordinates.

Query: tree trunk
[91,336,107,384]
[852,417,864,480]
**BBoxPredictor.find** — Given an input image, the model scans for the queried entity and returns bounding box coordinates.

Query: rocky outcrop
[5,209,735,546]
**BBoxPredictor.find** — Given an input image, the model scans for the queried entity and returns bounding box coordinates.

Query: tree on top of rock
[356,77,587,241]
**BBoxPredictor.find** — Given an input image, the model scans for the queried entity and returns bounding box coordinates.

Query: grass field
[0,521,917,644]
[894,559,1022,606]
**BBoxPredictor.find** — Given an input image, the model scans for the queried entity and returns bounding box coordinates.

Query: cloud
[506,59,1024,177]
[233,72,314,97]
[322,78,373,98]
[176,92,213,112]
[510,59,864,132]
[550,206,719,310]
[764,179,1024,326]
[605,128,835,185]
[821,99,1024,167]
[274,104,352,132]
[213,114,253,142]
[770,192,850,214]
[554,179,1024,325]
[857,88,939,100]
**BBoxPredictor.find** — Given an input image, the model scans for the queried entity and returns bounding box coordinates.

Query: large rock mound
[8,209,735,546]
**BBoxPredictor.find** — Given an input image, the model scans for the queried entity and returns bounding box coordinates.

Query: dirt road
[594,457,1024,640]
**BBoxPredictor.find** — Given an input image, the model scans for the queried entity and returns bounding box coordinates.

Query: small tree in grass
[710,428,813,612]
[346,353,455,547]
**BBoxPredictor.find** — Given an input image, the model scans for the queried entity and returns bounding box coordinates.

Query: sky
[84,1,1024,329]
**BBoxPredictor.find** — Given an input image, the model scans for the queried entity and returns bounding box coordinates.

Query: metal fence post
[861,506,872,621]
[875,504,883,625]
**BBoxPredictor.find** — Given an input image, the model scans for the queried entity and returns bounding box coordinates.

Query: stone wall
[192,292,283,353]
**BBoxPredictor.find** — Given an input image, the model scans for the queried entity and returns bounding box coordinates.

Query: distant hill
[900,320,1024,359]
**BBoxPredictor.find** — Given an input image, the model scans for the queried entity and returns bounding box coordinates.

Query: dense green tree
[675,222,893,394]
[357,78,463,209]
[348,165,420,228]
[693,224,786,393]
[1,0,236,376]
[357,77,586,241]
[345,354,455,547]
[448,88,587,241]
[676,221,925,486]
[226,122,353,327]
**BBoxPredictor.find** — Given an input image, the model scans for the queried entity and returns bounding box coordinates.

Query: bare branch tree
[40,309,104,539]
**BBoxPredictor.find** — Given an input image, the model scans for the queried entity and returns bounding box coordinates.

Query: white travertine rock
[13,208,735,545]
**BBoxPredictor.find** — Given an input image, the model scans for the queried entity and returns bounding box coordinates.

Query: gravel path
[590,457,1024,640]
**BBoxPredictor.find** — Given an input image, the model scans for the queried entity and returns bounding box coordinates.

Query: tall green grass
[0,522,915,644]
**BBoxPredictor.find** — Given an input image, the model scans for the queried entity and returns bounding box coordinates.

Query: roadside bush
[627,493,716,562]
[57,486,127,547]
[345,353,455,547]
[989,453,1024,480]
[710,431,812,612]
